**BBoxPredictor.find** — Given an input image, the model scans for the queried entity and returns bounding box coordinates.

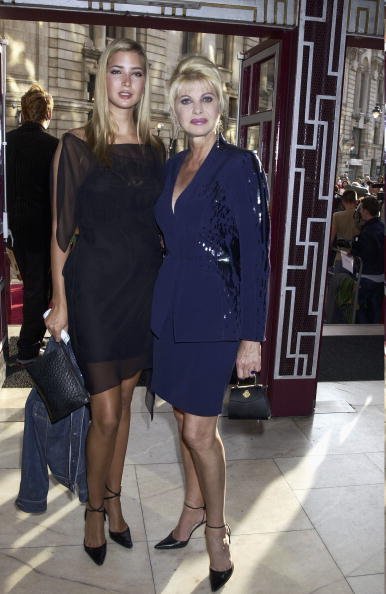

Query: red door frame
[235,35,298,395]
[3,5,380,415]
[0,7,298,409]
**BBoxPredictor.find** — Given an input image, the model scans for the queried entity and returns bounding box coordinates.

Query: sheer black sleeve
[54,133,93,252]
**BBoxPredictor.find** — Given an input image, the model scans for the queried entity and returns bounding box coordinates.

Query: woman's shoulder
[67,127,87,141]
[61,128,94,161]
[222,140,261,165]
[218,141,263,178]
[165,149,187,170]
[62,128,89,148]
[168,149,188,163]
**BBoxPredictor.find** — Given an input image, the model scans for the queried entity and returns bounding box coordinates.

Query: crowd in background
[326,172,384,324]
[334,174,384,207]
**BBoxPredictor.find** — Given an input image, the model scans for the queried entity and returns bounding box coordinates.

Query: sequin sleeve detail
[225,150,270,341]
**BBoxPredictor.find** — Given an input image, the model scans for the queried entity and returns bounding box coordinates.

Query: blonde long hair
[85,38,161,163]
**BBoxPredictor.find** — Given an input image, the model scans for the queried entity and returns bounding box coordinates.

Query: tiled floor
[0,338,383,593]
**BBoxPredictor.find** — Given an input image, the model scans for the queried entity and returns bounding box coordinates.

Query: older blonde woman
[46,39,165,565]
[151,56,270,591]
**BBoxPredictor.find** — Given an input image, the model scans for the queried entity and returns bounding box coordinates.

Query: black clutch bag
[228,375,271,420]
[25,338,89,423]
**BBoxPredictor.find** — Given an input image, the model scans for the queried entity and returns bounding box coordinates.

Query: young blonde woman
[151,56,270,591]
[46,39,165,566]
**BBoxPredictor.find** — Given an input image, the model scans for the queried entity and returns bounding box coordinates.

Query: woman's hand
[236,340,261,379]
[45,301,68,342]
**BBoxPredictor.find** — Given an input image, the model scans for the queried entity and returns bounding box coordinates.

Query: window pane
[241,65,251,116]
[246,124,260,152]
[258,57,275,112]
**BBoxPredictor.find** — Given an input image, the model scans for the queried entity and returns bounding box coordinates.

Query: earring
[216,119,224,148]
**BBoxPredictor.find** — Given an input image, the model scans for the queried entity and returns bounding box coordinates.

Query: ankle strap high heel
[154,502,206,550]
[104,484,121,500]
[205,523,231,544]
[184,501,206,510]
[85,504,106,520]
[206,523,233,592]
[103,484,133,549]
[84,504,107,566]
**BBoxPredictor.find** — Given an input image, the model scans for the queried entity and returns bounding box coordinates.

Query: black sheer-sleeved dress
[55,132,164,396]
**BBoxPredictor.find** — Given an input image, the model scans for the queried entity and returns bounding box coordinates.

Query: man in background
[351,196,384,324]
[6,84,58,363]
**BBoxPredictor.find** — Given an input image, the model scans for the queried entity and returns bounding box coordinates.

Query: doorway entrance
[1,1,382,414]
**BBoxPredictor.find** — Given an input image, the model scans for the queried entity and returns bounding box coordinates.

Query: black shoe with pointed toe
[84,505,107,566]
[207,523,233,592]
[104,485,133,549]
[109,526,133,548]
[154,502,206,550]
[209,563,234,592]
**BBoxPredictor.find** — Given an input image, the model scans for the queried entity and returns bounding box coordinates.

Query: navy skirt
[152,314,238,416]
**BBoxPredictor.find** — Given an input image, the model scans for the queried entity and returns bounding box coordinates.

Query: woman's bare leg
[182,414,231,572]
[172,408,206,541]
[84,386,122,548]
[104,371,141,532]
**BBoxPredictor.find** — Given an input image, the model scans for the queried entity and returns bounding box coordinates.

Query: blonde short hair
[21,84,53,123]
[169,55,225,115]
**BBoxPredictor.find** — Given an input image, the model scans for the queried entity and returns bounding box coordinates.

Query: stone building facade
[1,20,259,152]
[2,20,382,178]
[337,47,384,180]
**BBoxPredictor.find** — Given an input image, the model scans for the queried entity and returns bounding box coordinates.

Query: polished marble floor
[0,339,383,593]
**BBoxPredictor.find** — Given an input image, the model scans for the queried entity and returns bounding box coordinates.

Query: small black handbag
[25,338,89,423]
[228,375,271,420]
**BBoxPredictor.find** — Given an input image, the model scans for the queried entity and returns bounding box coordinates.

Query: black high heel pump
[206,523,234,592]
[104,485,133,549]
[84,505,107,566]
[154,502,206,549]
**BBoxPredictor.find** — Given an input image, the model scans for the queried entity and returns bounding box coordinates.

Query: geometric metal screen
[274,0,348,378]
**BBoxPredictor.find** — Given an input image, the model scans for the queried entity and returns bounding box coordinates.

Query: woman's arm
[226,151,270,378]
[45,140,71,341]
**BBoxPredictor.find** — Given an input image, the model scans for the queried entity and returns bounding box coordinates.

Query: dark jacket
[6,121,58,243]
[351,217,384,275]
[15,339,89,513]
[151,139,270,342]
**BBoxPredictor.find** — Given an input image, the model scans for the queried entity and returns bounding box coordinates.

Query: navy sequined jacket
[151,138,270,342]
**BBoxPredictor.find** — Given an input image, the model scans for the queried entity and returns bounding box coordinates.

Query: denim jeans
[16,339,89,513]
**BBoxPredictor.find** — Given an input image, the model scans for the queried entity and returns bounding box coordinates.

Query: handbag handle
[231,374,258,389]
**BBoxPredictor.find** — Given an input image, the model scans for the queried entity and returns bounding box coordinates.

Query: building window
[228,97,238,119]
[359,61,370,113]
[216,35,230,69]
[87,74,95,103]
[182,32,199,55]
[373,123,381,145]
[106,25,117,41]
[377,75,383,106]
[351,127,361,158]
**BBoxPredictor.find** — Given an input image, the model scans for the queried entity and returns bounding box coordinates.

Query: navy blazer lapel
[172,140,231,208]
